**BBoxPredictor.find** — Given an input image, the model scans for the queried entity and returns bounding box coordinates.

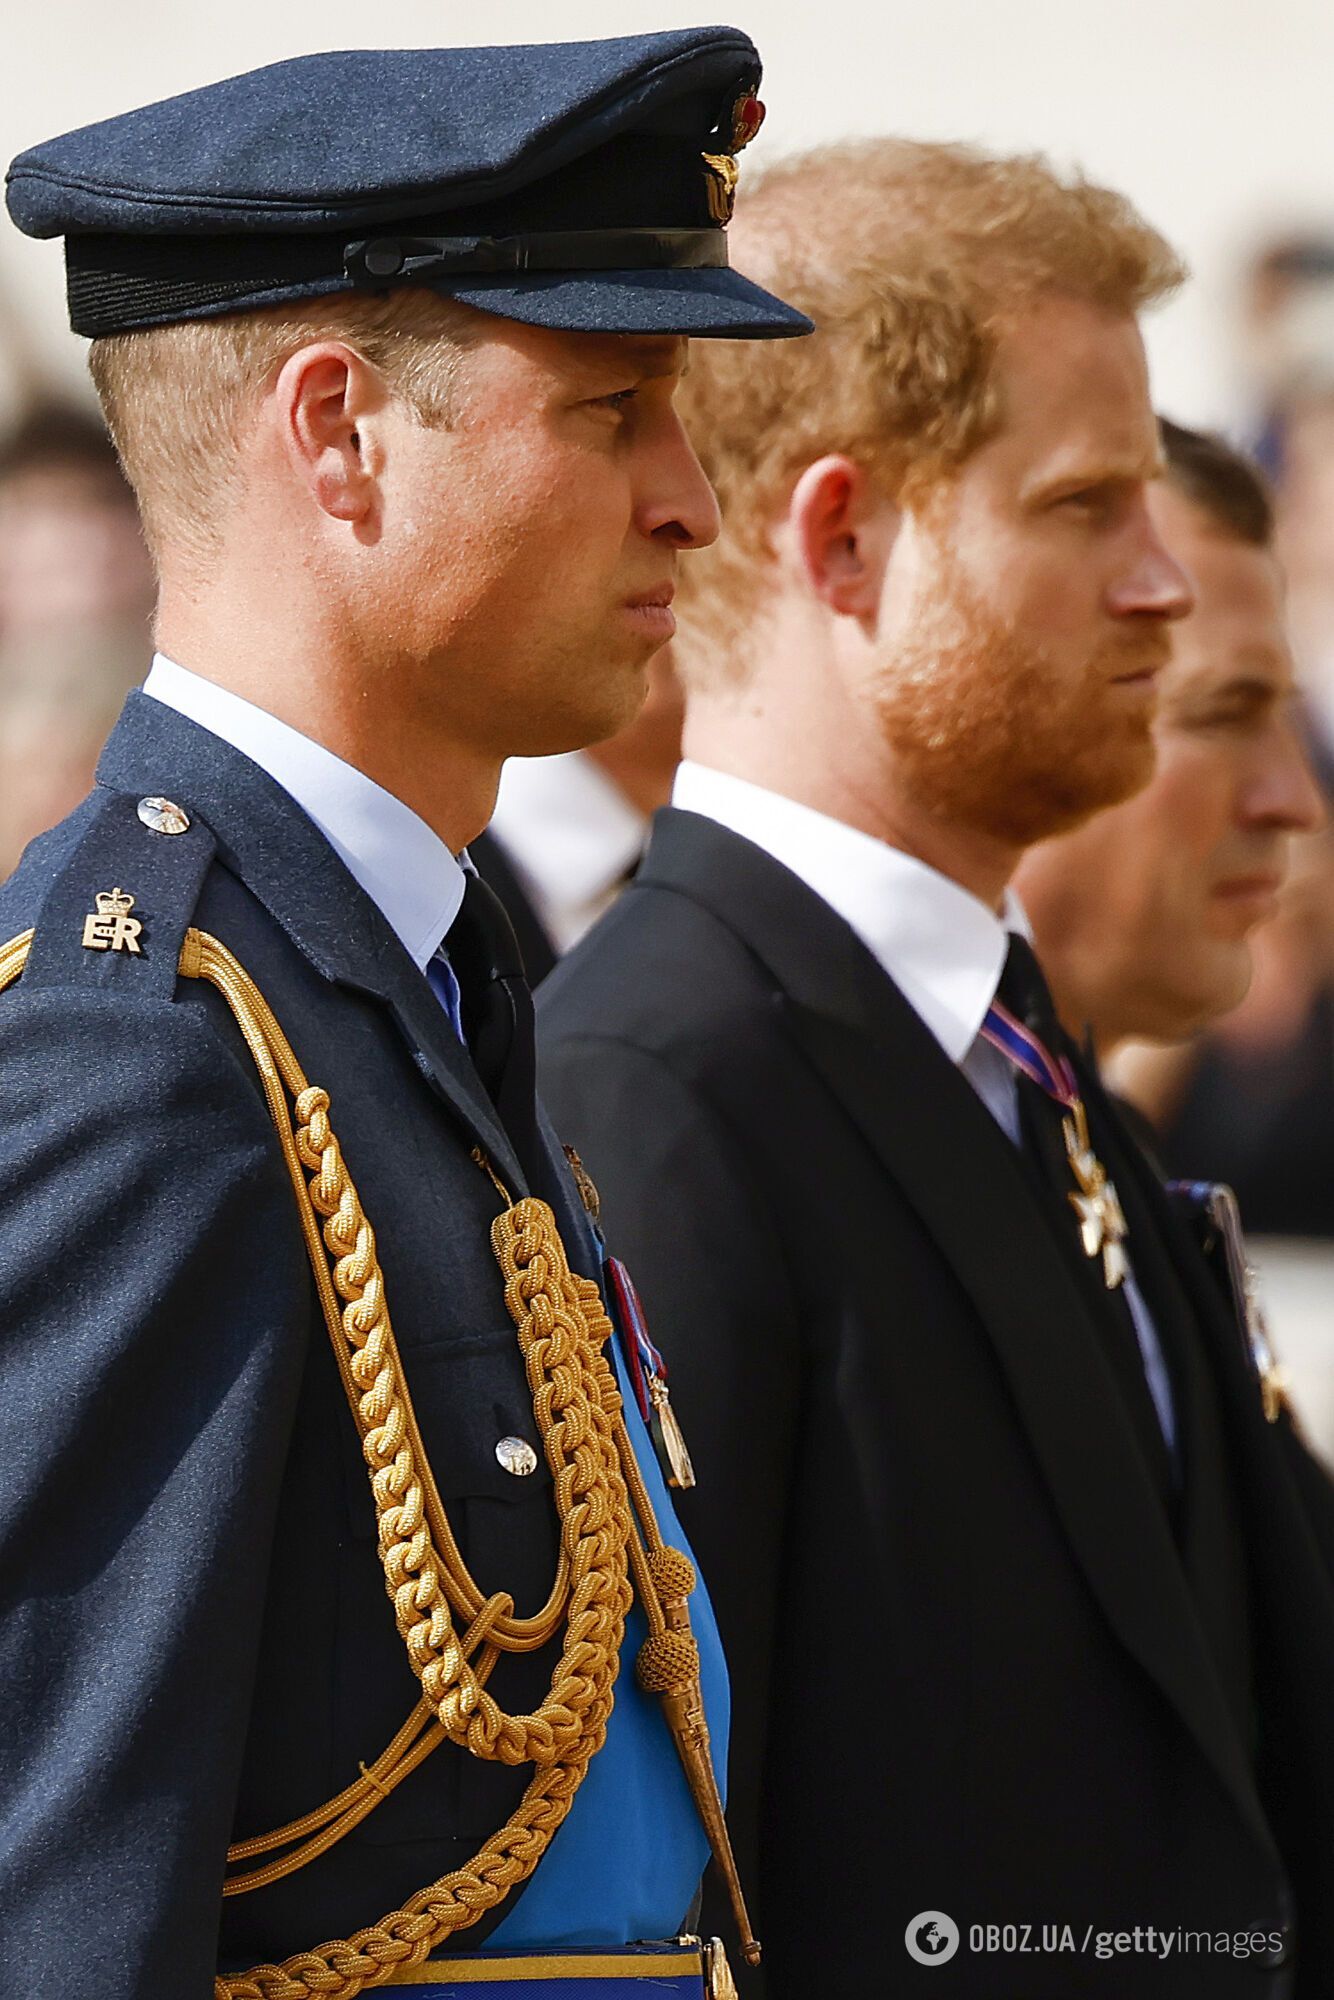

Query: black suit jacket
[538,808,1334,1999]
[0,695,632,1998]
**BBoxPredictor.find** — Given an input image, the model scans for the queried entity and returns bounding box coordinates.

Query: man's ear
[274,340,383,526]
[787,453,901,623]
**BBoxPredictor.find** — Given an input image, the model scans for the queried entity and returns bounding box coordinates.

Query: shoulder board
[17,787,216,1001]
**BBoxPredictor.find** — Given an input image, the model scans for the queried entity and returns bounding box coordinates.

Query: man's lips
[623,583,676,638]
[1107,635,1173,687]
[1212,871,1284,902]
[1210,871,1286,931]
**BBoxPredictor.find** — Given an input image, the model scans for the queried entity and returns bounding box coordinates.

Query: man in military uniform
[0,34,807,2000]
[538,141,1334,1996]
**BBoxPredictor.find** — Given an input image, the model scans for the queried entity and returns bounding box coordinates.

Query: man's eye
[1174,700,1267,733]
[594,388,639,412]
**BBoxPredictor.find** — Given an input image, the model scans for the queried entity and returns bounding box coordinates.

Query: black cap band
[345,227,727,283]
[65,222,728,337]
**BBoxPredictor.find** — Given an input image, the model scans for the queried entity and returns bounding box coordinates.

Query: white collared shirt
[673,759,1023,1062]
[142,653,465,970]
[671,760,1176,1453]
[672,761,1024,1131]
[490,750,648,955]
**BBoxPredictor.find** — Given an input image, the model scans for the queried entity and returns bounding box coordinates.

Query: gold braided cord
[0,930,33,990]
[223,1700,443,1890]
[293,1085,631,1768]
[191,932,631,1766]
[0,923,754,1993]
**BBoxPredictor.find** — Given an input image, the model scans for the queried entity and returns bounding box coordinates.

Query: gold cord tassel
[633,1542,761,1968]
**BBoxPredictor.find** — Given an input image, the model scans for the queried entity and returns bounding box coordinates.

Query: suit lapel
[642,809,1276,1859]
[96,693,527,1193]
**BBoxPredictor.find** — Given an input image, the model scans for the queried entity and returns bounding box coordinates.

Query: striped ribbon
[605,1255,668,1426]
[980,997,1079,1109]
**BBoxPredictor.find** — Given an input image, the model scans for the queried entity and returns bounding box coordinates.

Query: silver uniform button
[495,1436,538,1477]
[137,796,191,836]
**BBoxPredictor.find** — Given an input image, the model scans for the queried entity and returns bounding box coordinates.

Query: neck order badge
[981,996,1130,1290]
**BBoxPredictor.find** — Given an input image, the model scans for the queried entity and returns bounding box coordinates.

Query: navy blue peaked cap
[5,28,811,341]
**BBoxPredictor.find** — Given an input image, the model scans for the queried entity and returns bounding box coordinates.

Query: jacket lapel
[96,693,527,1193]
[643,809,1276,1860]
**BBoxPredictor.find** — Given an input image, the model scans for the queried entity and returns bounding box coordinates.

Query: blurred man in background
[0,401,153,871]
[1017,419,1323,1055]
[539,140,1334,1996]
[1140,823,1334,1237]
[474,644,684,981]
[1021,421,1334,1244]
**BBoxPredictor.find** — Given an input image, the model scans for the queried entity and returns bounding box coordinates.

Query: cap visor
[429,263,811,339]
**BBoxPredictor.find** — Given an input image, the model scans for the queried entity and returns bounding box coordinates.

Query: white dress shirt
[489,750,648,955]
[671,759,1176,1452]
[143,653,465,970]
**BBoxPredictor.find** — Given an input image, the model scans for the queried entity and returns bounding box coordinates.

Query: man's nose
[639,418,723,551]
[1243,721,1327,836]
[1107,511,1196,623]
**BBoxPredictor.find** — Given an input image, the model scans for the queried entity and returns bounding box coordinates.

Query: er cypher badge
[81,887,143,955]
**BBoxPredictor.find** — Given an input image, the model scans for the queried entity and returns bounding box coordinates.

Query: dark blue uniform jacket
[0,694,631,1996]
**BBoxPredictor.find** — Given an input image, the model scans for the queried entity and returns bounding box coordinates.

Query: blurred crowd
[6,231,1334,1248]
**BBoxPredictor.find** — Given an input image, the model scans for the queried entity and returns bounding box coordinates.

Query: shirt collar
[490,749,647,934]
[671,760,1028,1063]
[143,653,465,970]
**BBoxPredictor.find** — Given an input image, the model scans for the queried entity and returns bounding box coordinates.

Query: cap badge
[82,887,143,955]
[702,87,766,226]
[703,154,740,227]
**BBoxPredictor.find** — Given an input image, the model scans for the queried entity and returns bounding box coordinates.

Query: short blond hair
[676,138,1185,678]
[88,287,480,577]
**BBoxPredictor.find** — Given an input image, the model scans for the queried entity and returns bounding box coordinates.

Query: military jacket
[0,694,718,1997]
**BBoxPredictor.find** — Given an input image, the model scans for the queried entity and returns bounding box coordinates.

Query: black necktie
[995,932,1064,1051]
[443,872,541,1187]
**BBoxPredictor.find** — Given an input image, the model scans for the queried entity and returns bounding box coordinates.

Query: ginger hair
[87,287,480,580]
[676,138,1186,682]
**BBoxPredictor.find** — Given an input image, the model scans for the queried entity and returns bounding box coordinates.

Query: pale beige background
[2,0,1333,427]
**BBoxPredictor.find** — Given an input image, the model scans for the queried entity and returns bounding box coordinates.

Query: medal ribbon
[604,1254,696,1489]
[979,996,1079,1110]
[605,1254,667,1424]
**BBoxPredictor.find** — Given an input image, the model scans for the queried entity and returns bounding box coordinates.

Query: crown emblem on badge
[702,86,767,225]
[730,93,765,151]
[81,886,144,954]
